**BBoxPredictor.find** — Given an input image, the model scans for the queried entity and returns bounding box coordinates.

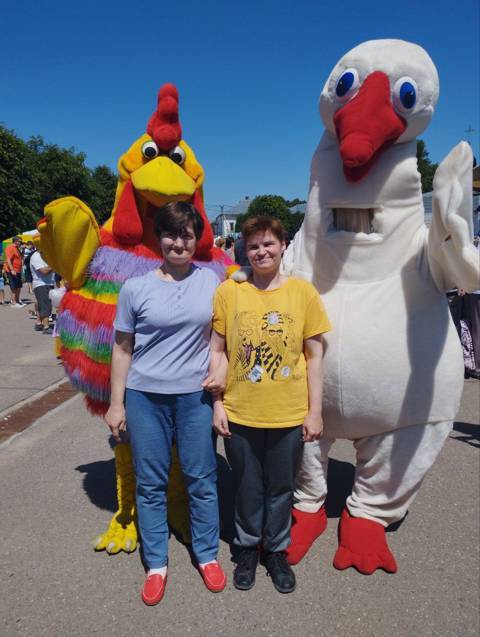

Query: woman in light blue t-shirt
[105,202,227,605]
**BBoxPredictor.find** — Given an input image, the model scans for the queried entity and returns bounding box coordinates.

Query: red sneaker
[199,562,227,592]
[141,573,167,606]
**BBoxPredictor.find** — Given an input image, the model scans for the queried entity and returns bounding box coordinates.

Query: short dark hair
[241,216,286,243]
[154,201,204,240]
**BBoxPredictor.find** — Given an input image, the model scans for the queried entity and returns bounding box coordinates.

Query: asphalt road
[0,294,65,414]
[0,381,478,637]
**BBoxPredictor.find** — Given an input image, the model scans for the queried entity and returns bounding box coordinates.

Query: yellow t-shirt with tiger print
[213,277,332,428]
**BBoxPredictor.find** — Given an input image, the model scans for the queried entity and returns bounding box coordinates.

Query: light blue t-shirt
[114,266,220,394]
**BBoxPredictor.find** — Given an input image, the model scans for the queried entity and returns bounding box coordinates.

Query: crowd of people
[0,235,58,334]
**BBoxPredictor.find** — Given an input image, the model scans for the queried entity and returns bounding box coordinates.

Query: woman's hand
[104,404,127,442]
[107,331,133,442]
[202,372,226,394]
[213,401,231,438]
[203,345,228,393]
[302,411,323,442]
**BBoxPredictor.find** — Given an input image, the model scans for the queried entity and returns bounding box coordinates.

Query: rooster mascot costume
[38,84,232,553]
[283,40,479,574]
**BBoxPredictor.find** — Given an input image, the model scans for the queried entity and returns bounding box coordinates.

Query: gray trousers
[224,423,303,552]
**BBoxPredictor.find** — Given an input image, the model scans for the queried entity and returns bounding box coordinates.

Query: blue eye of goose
[336,71,355,98]
[400,81,416,109]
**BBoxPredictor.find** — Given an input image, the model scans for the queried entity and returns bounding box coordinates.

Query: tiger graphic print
[233,310,296,382]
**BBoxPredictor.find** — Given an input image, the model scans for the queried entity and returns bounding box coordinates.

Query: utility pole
[465,125,475,145]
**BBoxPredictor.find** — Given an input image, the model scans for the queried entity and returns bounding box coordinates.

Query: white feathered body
[286,132,467,439]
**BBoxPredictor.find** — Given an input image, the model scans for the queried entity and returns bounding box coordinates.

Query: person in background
[462,237,480,380]
[0,261,6,305]
[30,248,55,333]
[23,241,36,294]
[234,234,249,266]
[4,236,24,307]
[210,216,331,594]
[224,237,235,261]
[215,237,226,250]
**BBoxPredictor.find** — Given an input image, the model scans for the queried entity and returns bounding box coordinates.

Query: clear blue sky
[1,0,478,219]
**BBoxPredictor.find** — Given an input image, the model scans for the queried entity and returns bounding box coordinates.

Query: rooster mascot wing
[38,84,232,554]
[283,40,479,574]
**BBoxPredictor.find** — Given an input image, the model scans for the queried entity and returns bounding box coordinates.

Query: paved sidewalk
[0,381,478,637]
[0,294,65,413]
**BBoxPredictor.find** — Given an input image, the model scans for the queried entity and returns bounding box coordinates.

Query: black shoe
[42,326,54,335]
[466,368,480,380]
[262,551,296,593]
[34,324,44,331]
[233,548,259,590]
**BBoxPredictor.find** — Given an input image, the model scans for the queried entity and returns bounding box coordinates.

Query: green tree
[236,195,290,233]
[235,194,305,239]
[247,194,291,220]
[0,126,39,238]
[285,197,306,208]
[416,139,438,193]
[88,165,117,224]
[288,211,304,237]
[0,125,118,239]
[26,136,93,211]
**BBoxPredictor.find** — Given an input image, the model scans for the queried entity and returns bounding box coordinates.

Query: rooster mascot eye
[141,140,160,159]
[335,68,360,102]
[392,77,417,113]
[169,146,186,165]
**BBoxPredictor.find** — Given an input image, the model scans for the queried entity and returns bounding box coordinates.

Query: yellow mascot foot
[93,517,137,554]
[94,443,138,554]
[93,442,191,553]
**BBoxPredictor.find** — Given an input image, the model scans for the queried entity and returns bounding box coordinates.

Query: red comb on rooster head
[147,83,182,151]
[112,83,215,260]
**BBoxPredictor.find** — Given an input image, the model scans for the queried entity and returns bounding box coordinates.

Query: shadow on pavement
[451,421,480,449]
[75,453,236,542]
[76,459,116,512]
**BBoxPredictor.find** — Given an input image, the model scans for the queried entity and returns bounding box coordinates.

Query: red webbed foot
[333,508,398,575]
[286,506,327,565]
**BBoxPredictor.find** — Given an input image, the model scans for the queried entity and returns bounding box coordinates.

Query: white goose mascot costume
[283,39,479,574]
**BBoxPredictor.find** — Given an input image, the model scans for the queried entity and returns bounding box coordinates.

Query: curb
[0,378,78,445]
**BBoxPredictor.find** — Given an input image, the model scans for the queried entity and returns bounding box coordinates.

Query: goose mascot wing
[38,84,232,554]
[283,40,479,574]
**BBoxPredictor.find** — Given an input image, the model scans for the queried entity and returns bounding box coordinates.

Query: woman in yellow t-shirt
[211,216,331,594]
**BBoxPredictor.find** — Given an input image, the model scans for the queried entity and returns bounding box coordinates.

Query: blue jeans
[125,388,219,568]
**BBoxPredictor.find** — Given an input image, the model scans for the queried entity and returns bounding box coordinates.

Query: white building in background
[212,197,251,236]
